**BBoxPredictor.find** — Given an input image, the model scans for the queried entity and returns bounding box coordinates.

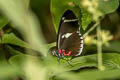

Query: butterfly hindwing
[59,30,83,56]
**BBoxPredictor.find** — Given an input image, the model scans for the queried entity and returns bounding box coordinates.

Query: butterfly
[51,10,84,62]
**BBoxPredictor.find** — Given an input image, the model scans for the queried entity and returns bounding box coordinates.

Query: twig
[83,21,99,38]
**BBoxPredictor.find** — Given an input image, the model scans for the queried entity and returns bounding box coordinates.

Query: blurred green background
[30,0,56,43]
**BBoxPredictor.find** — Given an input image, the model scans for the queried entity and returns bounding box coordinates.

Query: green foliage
[98,0,119,14]
[2,33,31,48]
[51,0,79,32]
[0,49,20,79]
[80,9,92,30]
[9,54,34,68]
[2,33,50,52]
[55,69,120,80]
[6,45,24,55]
[47,42,56,49]
[0,0,119,80]
[65,53,120,70]
[51,0,119,30]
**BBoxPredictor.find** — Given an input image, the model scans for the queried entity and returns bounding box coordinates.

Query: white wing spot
[80,44,83,48]
[80,40,84,43]
[76,30,82,36]
[80,37,83,39]
[62,17,65,20]
[62,33,72,38]
[76,30,80,33]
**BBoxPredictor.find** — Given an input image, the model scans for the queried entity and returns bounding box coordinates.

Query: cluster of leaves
[0,0,120,80]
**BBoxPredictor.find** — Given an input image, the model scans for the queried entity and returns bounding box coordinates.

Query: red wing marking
[57,49,72,56]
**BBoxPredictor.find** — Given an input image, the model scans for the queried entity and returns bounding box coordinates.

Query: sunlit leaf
[80,8,92,30]
[74,1,93,30]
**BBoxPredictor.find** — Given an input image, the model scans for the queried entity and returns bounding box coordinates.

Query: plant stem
[97,23,105,71]
[83,21,99,38]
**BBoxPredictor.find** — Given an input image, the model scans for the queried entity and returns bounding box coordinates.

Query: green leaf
[51,0,82,32]
[98,0,119,14]
[65,54,97,70]
[75,0,119,14]
[74,1,93,30]
[51,0,119,33]
[80,8,92,30]
[2,33,56,52]
[9,55,26,68]
[65,53,120,70]
[73,0,119,30]
[51,0,94,31]
[47,42,56,49]
[76,69,120,80]
[56,69,120,80]
[6,45,25,55]
[0,16,9,30]
[1,33,45,52]
[1,33,32,48]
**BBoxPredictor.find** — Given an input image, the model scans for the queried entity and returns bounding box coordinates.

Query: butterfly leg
[57,53,63,64]
[65,56,73,67]
[57,57,60,64]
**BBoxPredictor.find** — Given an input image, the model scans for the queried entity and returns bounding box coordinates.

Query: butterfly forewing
[57,10,79,50]
[56,10,84,56]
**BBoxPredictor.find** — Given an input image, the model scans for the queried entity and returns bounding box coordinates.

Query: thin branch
[83,21,99,38]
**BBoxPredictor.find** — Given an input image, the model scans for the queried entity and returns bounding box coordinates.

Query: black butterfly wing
[57,10,79,50]
[56,10,84,56]
[59,30,84,56]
